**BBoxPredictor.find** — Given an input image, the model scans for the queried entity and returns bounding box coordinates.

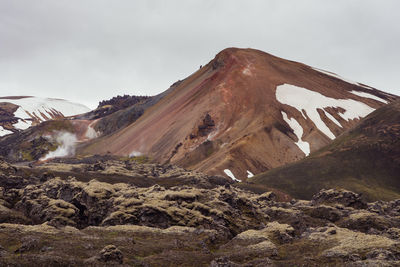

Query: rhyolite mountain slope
[79,48,398,181]
[0,96,90,135]
[245,100,400,201]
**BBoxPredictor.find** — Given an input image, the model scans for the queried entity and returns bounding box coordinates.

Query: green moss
[104,231,119,238]
[132,156,151,164]
[118,155,151,164]
[18,138,58,161]
[40,120,75,133]
[6,243,21,253]
[21,151,34,161]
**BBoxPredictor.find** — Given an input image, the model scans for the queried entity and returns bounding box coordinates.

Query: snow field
[276,84,375,140]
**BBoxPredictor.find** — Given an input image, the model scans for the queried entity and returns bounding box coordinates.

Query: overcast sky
[0,0,399,109]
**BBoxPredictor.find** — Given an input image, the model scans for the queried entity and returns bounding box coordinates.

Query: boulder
[308,205,342,222]
[98,245,123,264]
[210,257,240,267]
[311,189,367,209]
[339,211,395,233]
[14,236,40,253]
[302,225,400,261]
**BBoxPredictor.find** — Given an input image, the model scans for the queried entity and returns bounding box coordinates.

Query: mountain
[0,96,90,135]
[0,93,167,162]
[244,100,400,201]
[1,48,400,266]
[78,48,397,181]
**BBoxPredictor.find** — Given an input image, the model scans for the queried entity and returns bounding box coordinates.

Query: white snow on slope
[323,111,342,128]
[1,97,90,130]
[350,90,388,104]
[281,111,310,156]
[13,108,33,129]
[224,169,241,182]
[276,84,375,140]
[0,126,13,137]
[247,170,254,178]
[313,68,373,90]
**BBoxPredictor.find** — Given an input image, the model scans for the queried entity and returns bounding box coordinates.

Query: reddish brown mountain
[77,48,397,180]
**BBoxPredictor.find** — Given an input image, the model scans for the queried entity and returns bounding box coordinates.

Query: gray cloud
[0,0,399,109]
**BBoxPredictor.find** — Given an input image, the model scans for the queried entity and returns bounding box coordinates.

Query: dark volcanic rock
[98,245,124,264]
[210,257,241,267]
[198,113,216,136]
[311,188,367,209]
[0,158,400,266]
[14,236,39,253]
[308,205,342,222]
[0,244,7,257]
[86,161,106,171]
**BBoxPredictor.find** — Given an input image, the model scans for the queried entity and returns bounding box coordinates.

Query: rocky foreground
[0,158,400,266]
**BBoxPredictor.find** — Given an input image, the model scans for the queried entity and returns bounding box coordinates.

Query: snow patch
[276,84,375,140]
[224,169,241,182]
[13,108,32,129]
[247,170,254,178]
[13,119,31,130]
[41,132,78,161]
[281,111,310,156]
[313,68,373,90]
[350,90,388,104]
[0,126,13,137]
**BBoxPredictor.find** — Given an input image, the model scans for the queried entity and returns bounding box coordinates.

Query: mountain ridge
[78,47,398,180]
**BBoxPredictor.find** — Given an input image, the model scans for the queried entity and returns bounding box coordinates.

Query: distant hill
[0,96,90,136]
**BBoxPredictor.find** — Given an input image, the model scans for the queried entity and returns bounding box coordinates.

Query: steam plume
[41,132,78,160]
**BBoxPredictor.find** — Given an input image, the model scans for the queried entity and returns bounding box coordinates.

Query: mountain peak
[78,48,397,180]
